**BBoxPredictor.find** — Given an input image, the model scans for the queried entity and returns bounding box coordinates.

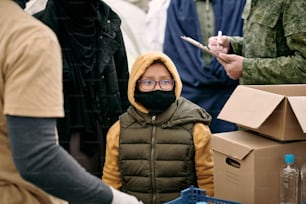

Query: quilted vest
[118,111,197,204]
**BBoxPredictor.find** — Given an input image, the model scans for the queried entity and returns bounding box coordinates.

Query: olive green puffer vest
[118,112,197,204]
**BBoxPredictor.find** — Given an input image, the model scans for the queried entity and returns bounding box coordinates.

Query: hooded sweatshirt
[102,52,214,204]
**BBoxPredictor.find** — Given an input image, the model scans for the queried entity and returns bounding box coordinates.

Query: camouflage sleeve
[229,36,244,55]
[242,33,306,84]
[241,0,306,84]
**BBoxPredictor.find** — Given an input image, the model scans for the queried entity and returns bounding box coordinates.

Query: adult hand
[208,35,231,54]
[217,53,244,80]
[110,187,144,204]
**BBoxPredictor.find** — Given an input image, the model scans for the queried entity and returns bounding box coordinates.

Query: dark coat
[34,0,130,157]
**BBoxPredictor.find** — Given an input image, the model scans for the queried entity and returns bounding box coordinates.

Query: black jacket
[35,0,130,156]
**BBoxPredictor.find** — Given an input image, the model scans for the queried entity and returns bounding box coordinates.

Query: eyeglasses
[137,79,175,91]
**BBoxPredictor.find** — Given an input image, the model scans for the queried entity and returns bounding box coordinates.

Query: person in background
[103,0,150,71]
[145,0,171,52]
[162,0,246,133]
[102,52,214,204]
[34,0,130,178]
[123,0,149,13]
[0,0,142,203]
[208,0,306,84]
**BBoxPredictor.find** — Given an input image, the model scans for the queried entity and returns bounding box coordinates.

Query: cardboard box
[217,84,306,141]
[212,130,306,204]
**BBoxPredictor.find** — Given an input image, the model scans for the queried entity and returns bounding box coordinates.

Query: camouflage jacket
[230,0,306,84]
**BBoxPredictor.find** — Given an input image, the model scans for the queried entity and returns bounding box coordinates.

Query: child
[102,52,214,203]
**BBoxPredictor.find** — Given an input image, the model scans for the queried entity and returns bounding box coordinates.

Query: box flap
[212,133,253,160]
[246,84,306,96]
[288,96,306,133]
[218,86,284,128]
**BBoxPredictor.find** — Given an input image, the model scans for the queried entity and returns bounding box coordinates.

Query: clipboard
[181,36,219,58]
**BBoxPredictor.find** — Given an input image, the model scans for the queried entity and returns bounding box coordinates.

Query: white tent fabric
[104,0,150,71]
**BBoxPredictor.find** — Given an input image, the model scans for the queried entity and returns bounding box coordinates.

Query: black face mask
[135,90,176,115]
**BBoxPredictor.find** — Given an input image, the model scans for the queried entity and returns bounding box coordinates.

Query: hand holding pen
[208,31,230,54]
[181,31,243,80]
[208,31,244,80]
[181,33,243,80]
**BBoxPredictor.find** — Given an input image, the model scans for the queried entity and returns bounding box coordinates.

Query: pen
[217,31,222,48]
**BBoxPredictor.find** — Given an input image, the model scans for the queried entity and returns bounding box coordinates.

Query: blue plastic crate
[164,186,240,204]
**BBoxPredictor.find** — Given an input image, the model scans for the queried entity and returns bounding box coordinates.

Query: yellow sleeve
[193,123,214,196]
[102,121,122,189]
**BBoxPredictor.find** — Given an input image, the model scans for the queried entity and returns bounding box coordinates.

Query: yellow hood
[128,52,183,114]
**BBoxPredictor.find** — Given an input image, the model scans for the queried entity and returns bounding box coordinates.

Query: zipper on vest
[150,115,157,203]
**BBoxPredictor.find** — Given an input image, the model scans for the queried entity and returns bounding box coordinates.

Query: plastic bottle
[300,155,306,204]
[280,153,299,204]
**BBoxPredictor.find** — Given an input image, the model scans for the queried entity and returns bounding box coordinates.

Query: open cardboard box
[212,130,306,204]
[218,84,306,141]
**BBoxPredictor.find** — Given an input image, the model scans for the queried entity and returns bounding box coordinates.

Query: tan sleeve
[102,121,122,189]
[4,29,64,117]
[193,123,214,196]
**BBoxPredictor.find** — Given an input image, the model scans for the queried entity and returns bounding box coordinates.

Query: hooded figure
[34,0,130,178]
[102,52,214,204]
